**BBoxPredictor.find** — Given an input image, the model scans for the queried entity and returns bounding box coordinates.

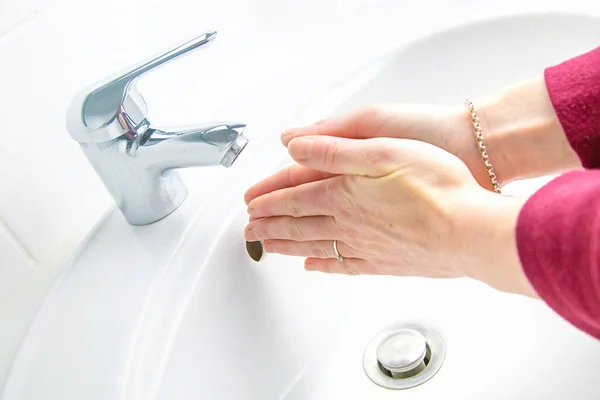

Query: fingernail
[245,240,265,262]
[247,206,256,216]
[289,137,312,161]
[281,129,297,146]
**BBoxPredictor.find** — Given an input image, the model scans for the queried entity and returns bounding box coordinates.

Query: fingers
[245,216,342,242]
[281,114,355,146]
[262,239,359,259]
[280,106,389,146]
[247,175,346,218]
[287,136,400,177]
[244,164,337,205]
[304,257,377,275]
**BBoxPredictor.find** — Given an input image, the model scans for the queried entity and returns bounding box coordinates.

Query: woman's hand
[279,104,503,190]
[274,77,580,191]
[244,135,537,297]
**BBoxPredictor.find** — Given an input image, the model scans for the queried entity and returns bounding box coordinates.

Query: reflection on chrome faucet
[66,32,248,225]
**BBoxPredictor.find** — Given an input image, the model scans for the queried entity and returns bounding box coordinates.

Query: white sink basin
[3,13,600,400]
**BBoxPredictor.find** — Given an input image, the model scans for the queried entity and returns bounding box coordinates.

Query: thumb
[287,136,399,177]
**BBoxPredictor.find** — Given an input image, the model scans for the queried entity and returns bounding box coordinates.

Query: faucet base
[123,170,188,226]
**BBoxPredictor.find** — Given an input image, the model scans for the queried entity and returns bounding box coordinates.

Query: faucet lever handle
[67,32,218,144]
[108,31,217,87]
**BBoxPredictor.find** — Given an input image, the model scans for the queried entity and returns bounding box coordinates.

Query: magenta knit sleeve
[516,46,600,339]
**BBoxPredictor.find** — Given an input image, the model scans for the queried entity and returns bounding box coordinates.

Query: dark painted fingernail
[246,241,264,262]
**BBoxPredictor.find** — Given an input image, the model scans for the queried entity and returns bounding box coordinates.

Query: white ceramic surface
[2,0,600,382]
[3,12,600,400]
[0,0,55,35]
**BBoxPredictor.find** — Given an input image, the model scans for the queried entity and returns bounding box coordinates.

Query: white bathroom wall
[0,0,105,381]
[0,0,56,34]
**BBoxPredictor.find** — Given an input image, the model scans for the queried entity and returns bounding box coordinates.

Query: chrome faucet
[66,32,248,225]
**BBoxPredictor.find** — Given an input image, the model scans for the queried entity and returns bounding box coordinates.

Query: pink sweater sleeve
[517,46,600,339]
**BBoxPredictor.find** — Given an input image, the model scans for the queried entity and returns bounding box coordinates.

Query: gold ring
[333,240,344,262]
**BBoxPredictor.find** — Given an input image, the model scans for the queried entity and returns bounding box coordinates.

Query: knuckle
[289,223,305,240]
[311,242,329,258]
[287,193,303,216]
[352,105,388,135]
[326,177,354,218]
[363,143,394,167]
[278,242,294,256]
[342,175,362,198]
[254,222,271,240]
[336,196,355,220]
[286,166,296,187]
[262,240,276,253]
[355,104,382,121]
[322,141,340,171]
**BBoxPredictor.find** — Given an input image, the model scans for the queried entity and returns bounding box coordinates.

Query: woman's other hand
[244,136,537,297]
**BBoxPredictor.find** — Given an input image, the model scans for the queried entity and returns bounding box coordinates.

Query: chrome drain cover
[364,323,445,390]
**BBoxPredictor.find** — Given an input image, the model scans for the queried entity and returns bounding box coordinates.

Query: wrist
[476,76,581,184]
[460,191,538,297]
[449,105,515,191]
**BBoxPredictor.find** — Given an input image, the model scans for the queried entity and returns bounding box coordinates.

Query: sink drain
[363,323,445,390]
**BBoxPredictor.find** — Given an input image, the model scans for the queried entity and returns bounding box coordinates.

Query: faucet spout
[134,123,248,171]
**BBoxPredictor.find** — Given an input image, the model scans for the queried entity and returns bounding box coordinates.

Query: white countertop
[1,0,599,387]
